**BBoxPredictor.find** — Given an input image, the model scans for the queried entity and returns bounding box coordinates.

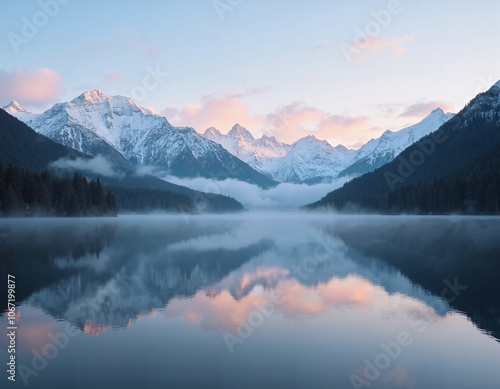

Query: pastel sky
[1,0,500,148]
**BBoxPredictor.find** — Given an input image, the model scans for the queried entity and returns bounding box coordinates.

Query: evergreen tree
[67,193,82,216]
[4,184,19,215]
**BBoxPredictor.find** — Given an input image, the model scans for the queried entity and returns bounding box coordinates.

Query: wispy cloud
[102,72,126,85]
[163,175,352,210]
[162,95,372,147]
[265,102,371,147]
[349,34,415,63]
[161,94,265,131]
[311,43,328,51]
[399,101,454,118]
[119,29,159,58]
[49,155,124,178]
[0,68,63,108]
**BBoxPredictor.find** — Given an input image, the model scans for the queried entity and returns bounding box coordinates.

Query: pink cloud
[349,34,414,63]
[161,94,265,131]
[102,72,125,85]
[163,274,379,332]
[265,102,371,147]
[162,95,373,147]
[399,101,454,118]
[311,43,328,51]
[0,68,63,108]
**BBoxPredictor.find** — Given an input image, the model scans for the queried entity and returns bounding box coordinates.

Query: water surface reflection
[0,215,499,388]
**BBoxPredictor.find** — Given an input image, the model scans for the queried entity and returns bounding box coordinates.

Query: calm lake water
[1,214,500,389]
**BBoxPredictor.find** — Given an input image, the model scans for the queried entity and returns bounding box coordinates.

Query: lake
[1,214,499,389]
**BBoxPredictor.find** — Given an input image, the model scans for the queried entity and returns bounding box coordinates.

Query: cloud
[162,175,352,210]
[265,102,371,147]
[120,29,159,58]
[399,101,454,118]
[161,94,265,131]
[49,155,124,178]
[238,85,273,97]
[0,68,63,108]
[162,95,371,147]
[348,34,415,63]
[164,275,377,332]
[311,43,328,51]
[102,72,125,85]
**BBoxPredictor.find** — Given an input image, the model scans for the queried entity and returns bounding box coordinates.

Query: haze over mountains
[3,81,499,213]
[0,109,245,213]
[4,90,455,188]
[3,90,275,189]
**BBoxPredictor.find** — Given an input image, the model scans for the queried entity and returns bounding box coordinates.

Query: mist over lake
[1,214,499,389]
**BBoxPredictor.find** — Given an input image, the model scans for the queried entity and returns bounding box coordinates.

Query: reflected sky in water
[1,214,499,389]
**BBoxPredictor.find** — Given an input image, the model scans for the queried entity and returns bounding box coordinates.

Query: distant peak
[431,107,444,114]
[2,101,25,113]
[71,89,108,103]
[301,135,319,141]
[293,135,325,147]
[228,123,255,140]
[204,127,222,137]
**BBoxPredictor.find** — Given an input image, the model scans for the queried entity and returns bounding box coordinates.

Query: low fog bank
[163,176,353,210]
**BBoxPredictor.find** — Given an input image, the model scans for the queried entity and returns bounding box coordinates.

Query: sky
[1,0,500,148]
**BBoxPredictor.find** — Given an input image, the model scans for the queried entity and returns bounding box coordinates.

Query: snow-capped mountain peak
[2,101,38,122]
[292,134,322,146]
[202,124,292,174]
[71,89,109,103]
[3,91,275,187]
[267,135,356,183]
[492,80,500,90]
[204,127,222,137]
[2,101,26,113]
[338,107,455,177]
[228,123,255,140]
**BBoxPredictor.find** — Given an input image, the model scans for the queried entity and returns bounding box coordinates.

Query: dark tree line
[0,163,117,217]
[386,171,500,214]
[108,186,196,213]
[311,141,500,215]
[322,170,500,215]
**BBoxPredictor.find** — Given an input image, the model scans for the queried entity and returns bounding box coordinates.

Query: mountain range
[202,109,455,183]
[3,90,275,188]
[4,91,454,186]
[0,109,244,213]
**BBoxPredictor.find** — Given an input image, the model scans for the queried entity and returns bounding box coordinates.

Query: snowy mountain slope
[3,93,455,187]
[3,101,40,123]
[3,91,276,188]
[268,136,357,183]
[338,108,455,177]
[201,109,453,184]
[202,124,291,174]
[461,80,500,124]
[203,124,355,183]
